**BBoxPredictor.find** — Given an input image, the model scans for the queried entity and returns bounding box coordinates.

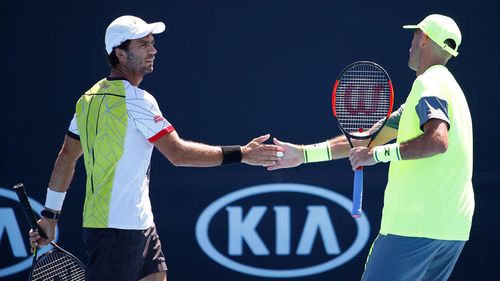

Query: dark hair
[107,40,131,68]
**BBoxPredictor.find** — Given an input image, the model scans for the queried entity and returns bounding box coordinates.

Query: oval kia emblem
[195,183,370,278]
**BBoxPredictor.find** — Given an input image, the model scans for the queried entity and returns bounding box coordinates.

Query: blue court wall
[1,1,498,280]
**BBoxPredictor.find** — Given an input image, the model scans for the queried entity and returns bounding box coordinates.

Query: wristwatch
[41,209,61,220]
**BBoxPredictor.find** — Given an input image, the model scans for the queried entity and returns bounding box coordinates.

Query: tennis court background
[0,1,498,280]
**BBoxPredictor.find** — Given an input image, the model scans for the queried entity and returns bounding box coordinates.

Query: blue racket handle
[351,168,364,218]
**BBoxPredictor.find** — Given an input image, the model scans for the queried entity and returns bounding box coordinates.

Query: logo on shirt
[154,115,165,123]
[100,80,110,89]
[195,183,371,278]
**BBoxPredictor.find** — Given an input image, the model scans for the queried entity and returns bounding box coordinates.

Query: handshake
[241,133,375,171]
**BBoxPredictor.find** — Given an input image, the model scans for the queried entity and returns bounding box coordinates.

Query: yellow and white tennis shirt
[67,78,174,229]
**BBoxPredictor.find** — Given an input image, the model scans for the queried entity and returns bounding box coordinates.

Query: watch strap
[41,209,61,220]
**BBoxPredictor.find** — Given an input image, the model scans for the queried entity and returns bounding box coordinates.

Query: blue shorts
[83,224,168,281]
[361,234,465,281]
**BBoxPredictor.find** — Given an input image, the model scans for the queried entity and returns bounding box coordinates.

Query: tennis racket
[13,183,86,281]
[331,61,394,218]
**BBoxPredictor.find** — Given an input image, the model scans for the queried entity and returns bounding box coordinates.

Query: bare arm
[154,130,223,167]
[267,102,403,171]
[266,135,351,171]
[48,136,83,192]
[30,135,83,247]
[267,120,396,171]
[399,119,448,159]
[154,131,283,167]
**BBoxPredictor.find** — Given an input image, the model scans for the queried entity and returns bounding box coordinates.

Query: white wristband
[373,143,402,163]
[45,188,66,211]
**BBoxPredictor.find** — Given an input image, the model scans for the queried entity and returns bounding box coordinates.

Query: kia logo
[0,187,57,278]
[195,183,370,278]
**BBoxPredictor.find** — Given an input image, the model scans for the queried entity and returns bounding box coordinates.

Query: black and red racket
[331,61,394,218]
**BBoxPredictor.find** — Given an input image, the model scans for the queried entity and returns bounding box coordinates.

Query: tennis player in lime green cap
[269,14,474,281]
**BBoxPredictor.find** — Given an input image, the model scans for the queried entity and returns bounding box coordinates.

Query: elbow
[58,145,81,163]
[436,130,449,154]
[169,159,181,167]
[156,137,188,166]
[427,125,449,155]
[171,161,188,167]
[167,155,185,167]
[434,139,448,154]
[167,150,192,167]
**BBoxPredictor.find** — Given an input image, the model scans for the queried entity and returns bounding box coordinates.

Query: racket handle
[351,168,363,218]
[13,183,48,239]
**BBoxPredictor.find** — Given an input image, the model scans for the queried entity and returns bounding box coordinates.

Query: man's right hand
[241,134,284,167]
[29,218,57,250]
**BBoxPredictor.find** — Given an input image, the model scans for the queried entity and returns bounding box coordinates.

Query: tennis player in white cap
[30,15,283,281]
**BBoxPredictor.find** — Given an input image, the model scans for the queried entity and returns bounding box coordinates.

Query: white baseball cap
[105,15,166,55]
[403,14,461,57]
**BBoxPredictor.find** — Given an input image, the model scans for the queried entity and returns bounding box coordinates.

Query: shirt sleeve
[415,97,450,131]
[411,77,451,131]
[127,90,175,142]
[66,114,80,140]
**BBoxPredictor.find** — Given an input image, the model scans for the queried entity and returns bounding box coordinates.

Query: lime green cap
[403,14,461,57]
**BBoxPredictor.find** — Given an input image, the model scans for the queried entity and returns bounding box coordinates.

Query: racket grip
[351,168,363,218]
[13,183,48,239]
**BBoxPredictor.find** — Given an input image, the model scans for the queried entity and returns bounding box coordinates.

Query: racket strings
[31,252,85,281]
[335,64,392,133]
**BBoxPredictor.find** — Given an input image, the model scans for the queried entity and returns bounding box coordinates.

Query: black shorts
[82,224,168,281]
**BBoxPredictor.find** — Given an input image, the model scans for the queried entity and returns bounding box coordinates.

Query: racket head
[332,61,394,140]
[29,249,86,281]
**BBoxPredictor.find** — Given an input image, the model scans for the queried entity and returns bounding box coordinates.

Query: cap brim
[149,22,166,34]
[403,24,419,29]
[128,22,166,41]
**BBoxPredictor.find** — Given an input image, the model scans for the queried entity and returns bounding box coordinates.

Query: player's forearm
[397,119,448,160]
[328,135,369,159]
[155,131,241,167]
[328,136,350,159]
[399,132,448,160]
[168,139,224,167]
[371,120,448,163]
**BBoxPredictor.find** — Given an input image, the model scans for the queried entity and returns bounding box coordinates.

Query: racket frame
[331,61,394,217]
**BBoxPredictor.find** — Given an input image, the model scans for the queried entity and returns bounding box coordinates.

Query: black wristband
[221,145,242,165]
